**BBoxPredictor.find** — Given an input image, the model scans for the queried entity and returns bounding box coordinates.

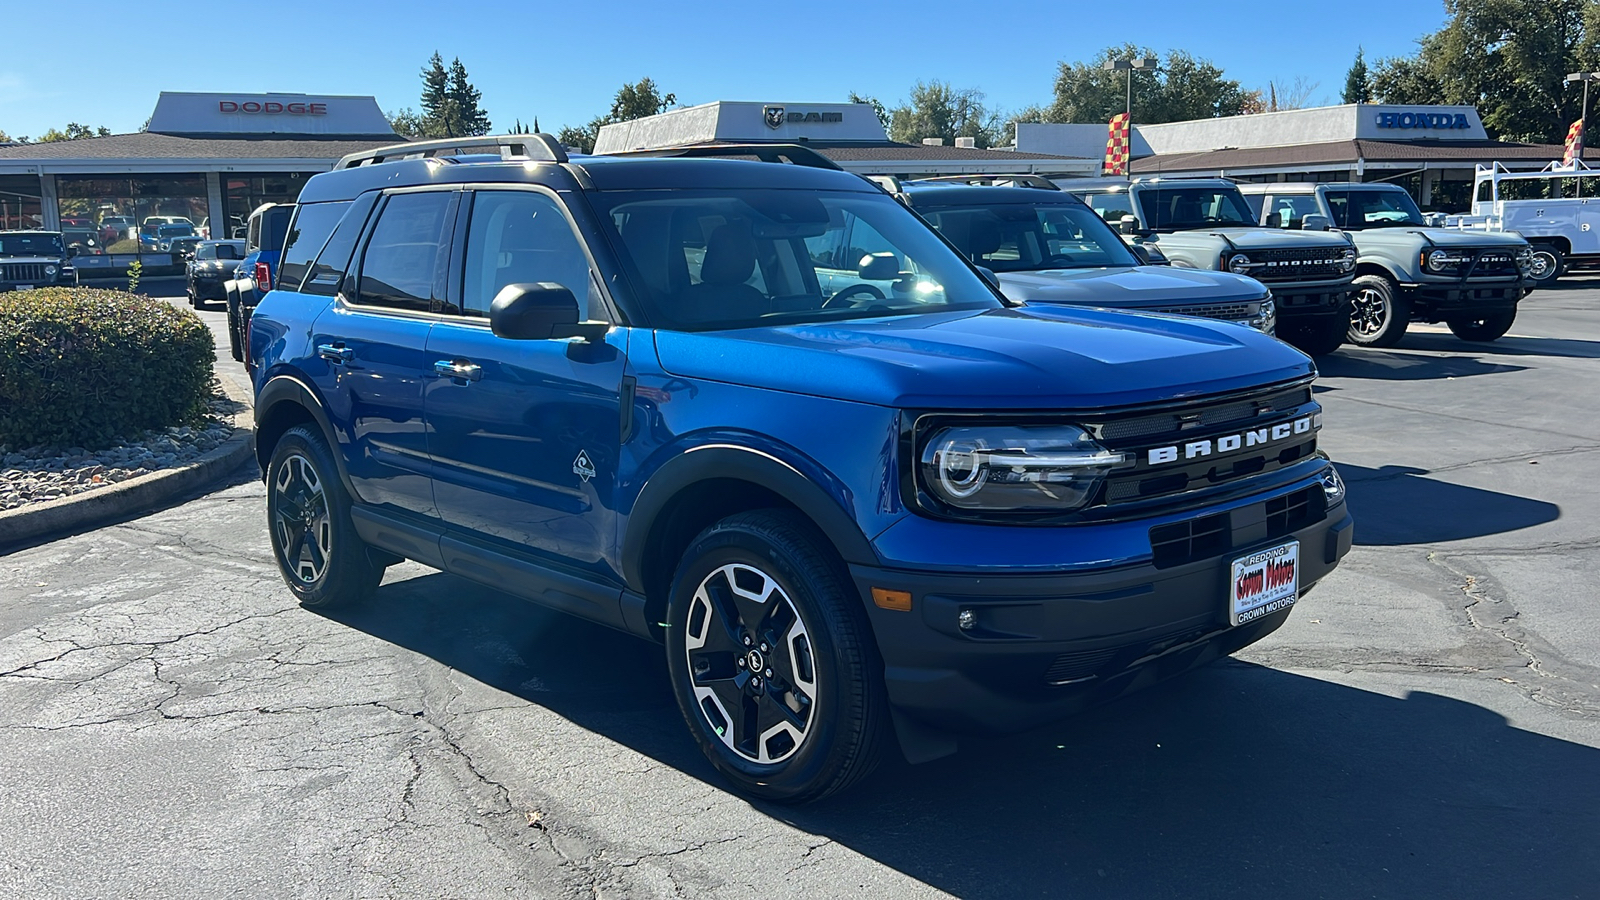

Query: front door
[424,188,628,581]
[309,189,458,518]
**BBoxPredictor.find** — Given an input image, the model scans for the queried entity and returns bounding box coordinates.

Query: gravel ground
[0,383,236,510]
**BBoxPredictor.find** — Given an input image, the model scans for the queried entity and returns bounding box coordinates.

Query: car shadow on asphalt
[1315,348,1530,381]
[322,572,1599,900]
[1336,462,1559,546]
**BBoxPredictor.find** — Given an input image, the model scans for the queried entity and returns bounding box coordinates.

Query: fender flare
[253,373,356,494]
[619,443,880,593]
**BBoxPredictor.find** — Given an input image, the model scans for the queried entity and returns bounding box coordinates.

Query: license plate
[1230,541,1299,626]
[15,285,33,291]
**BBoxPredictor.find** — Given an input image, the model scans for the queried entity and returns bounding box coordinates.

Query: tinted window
[216,241,244,260]
[303,193,377,297]
[356,192,453,311]
[1137,187,1256,229]
[261,206,292,251]
[1077,190,1137,226]
[1322,190,1423,228]
[196,243,216,260]
[460,191,592,317]
[919,199,1137,271]
[277,201,351,293]
[0,233,63,257]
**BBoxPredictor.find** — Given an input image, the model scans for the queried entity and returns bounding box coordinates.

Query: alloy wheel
[1350,287,1389,338]
[272,453,332,584]
[683,563,818,765]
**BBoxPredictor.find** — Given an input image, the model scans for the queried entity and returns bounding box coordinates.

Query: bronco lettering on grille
[1147,415,1316,465]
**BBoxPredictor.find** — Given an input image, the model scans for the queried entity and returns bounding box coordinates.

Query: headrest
[700,224,757,285]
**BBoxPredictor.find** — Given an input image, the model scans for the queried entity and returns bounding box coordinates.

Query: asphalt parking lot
[2,279,1598,899]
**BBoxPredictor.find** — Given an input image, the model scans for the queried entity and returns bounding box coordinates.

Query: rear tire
[1280,316,1344,357]
[665,509,889,804]
[265,425,383,609]
[1528,244,1564,289]
[1346,275,1409,348]
[1447,310,1516,342]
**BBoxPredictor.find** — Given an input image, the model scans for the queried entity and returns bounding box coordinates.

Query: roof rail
[911,173,1060,190]
[336,133,569,169]
[603,143,842,171]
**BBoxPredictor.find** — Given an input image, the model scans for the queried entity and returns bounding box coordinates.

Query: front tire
[265,425,383,608]
[665,510,889,804]
[1447,310,1516,342]
[1279,315,1344,357]
[1347,275,1409,348]
[1528,244,1564,288]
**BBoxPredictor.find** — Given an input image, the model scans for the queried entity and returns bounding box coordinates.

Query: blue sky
[0,0,1451,139]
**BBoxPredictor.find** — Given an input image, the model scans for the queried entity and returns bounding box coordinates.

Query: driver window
[462,191,593,318]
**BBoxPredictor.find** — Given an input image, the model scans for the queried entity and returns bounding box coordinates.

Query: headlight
[43,264,56,276]
[1425,249,1467,272]
[920,424,1127,513]
[1515,247,1533,272]
[1227,253,1253,274]
[1339,248,1356,272]
[1249,296,1276,334]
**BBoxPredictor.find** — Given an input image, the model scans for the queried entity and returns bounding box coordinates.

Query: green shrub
[0,287,215,449]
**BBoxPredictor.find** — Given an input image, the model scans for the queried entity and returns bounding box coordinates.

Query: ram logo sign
[764,107,844,129]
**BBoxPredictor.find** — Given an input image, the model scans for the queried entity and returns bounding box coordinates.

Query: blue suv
[248,135,1354,802]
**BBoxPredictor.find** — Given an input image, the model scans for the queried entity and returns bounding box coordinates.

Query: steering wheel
[822,283,886,308]
[1040,254,1076,267]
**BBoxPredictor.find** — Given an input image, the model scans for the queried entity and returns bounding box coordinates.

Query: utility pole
[1103,57,1158,123]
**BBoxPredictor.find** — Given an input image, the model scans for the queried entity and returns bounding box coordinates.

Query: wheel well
[638,478,807,626]
[1534,237,1572,255]
[254,399,317,476]
[1354,262,1396,281]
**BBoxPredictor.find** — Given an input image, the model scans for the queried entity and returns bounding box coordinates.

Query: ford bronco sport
[1240,182,1533,346]
[223,202,291,362]
[1067,178,1358,356]
[248,135,1354,802]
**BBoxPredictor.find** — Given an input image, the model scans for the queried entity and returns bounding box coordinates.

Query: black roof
[898,182,1087,207]
[297,153,880,203]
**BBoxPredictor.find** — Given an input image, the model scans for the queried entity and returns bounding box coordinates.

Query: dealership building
[1016,103,1589,211]
[0,92,401,274]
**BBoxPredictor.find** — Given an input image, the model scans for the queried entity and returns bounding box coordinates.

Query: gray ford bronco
[1067,178,1357,356]
[1239,182,1533,346]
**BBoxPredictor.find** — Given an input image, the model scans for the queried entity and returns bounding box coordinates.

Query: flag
[1104,113,1130,176]
[1563,118,1584,167]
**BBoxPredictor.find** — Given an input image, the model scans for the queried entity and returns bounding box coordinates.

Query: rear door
[423,186,629,580]
[307,188,457,518]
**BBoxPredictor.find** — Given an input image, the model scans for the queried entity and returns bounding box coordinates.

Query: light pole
[1103,57,1158,122]
[1564,71,1600,158]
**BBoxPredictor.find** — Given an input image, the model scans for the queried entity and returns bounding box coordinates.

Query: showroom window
[56,175,207,273]
[0,174,43,231]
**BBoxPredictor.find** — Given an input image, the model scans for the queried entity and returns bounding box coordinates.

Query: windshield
[0,233,63,257]
[1323,189,1424,229]
[918,197,1138,271]
[592,189,1002,331]
[1136,187,1257,230]
[159,224,195,237]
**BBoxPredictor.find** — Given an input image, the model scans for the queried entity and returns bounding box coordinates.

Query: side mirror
[857,252,900,281]
[489,282,608,341]
[1129,244,1152,265]
[1118,215,1142,236]
[1301,214,1332,232]
[66,247,80,259]
[975,266,1001,289]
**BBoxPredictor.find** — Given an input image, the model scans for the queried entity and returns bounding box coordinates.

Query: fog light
[958,608,977,631]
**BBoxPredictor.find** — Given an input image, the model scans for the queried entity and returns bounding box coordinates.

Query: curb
[0,377,256,548]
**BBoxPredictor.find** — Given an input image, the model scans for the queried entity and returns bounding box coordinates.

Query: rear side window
[277,201,350,293]
[262,207,292,251]
[356,191,454,311]
[303,193,378,297]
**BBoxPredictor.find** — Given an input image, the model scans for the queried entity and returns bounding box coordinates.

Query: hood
[1350,227,1528,251]
[652,306,1313,410]
[994,266,1267,308]
[1158,227,1353,251]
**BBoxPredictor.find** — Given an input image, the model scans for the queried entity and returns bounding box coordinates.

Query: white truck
[1451,160,1600,287]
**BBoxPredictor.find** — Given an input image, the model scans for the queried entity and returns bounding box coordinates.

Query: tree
[1371,0,1600,143]
[447,57,491,136]
[419,53,452,135]
[886,80,1004,148]
[848,91,890,131]
[558,78,679,153]
[1254,77,1321,112]
[386,108,426,137]
[1045,44,1253,124]
[1343,48,1373,104]
[34,123,111,143]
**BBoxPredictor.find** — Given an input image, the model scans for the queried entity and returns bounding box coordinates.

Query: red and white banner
[1103,113,1130,176]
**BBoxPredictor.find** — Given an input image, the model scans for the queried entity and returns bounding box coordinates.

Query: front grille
[1148,485,1325,569]
[0,263,48,282]
[1148,302,1255,321]
[1466,252,1518,277]
[1042,625,1214,686]
[1098,386,1310,442]
[1043,648,1119,684]
[1246,248,1348,282]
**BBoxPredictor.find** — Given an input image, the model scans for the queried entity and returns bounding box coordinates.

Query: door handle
[317,343,354,364]
[434,359,483,382]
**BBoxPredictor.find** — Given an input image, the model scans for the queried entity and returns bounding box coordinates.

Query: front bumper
[1401,277,1527,315]
[854,475,1353,735]
[1264,280,1353,322]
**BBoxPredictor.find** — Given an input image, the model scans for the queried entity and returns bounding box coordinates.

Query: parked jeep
[0,230,77,291]
[1239,182,1534,346]
[248,135,1353,803]
[223,202,292,362]
[884,177,1275,332]
[1066,178,1357,356]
